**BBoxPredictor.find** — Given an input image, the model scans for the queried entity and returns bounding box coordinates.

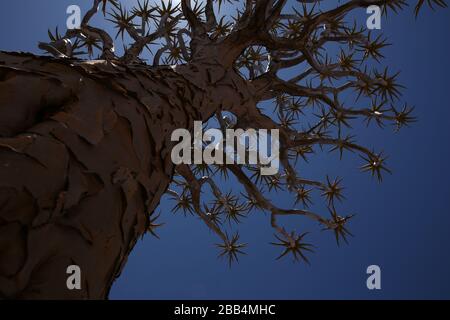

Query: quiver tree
[0,0,446,299]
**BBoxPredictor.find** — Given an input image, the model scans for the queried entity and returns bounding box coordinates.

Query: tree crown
[39,0,447,265]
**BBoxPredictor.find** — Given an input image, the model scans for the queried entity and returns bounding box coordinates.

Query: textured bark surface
[0,50,250,299]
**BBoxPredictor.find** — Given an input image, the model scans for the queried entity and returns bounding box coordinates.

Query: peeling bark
[0,51,249,299]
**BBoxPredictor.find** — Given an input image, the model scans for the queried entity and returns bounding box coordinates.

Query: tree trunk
[0,51,248,299]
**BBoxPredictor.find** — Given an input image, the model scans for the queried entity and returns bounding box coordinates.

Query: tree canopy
[38,0,447,265]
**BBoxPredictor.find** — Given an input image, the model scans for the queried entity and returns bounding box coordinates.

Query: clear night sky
[1,1,449,299]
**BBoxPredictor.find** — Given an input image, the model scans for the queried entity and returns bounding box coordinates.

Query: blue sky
[1,1,450,299]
